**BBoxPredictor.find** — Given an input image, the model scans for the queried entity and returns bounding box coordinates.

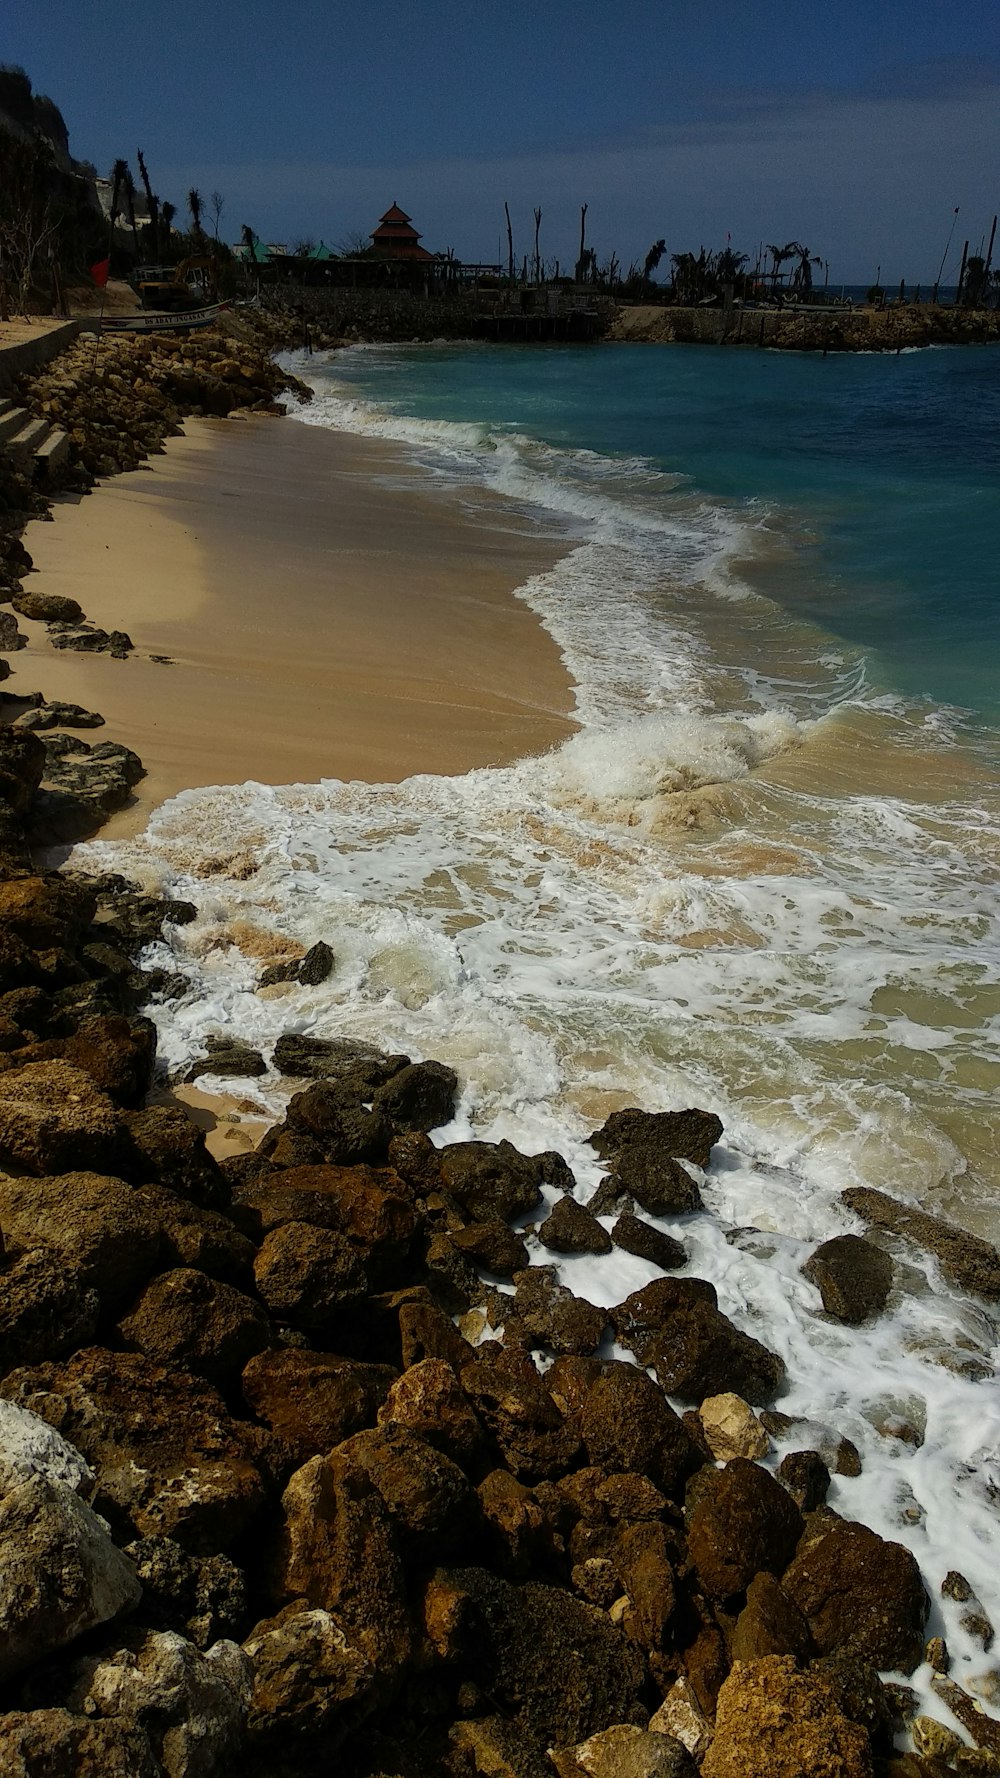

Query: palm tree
[786,243,823,295]
[188,187,203,242]
[136,147,159,260]
[642,239,667,287]
[767,243,792,295]
[161,200,176,250]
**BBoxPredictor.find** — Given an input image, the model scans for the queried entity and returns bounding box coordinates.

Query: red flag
[89,257,110,288]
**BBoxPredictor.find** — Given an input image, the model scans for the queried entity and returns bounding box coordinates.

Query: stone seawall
[609,303,1000,352]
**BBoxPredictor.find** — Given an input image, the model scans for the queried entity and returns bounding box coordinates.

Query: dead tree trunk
[576,203,588,282]
[504,202,514,283]
[533,207,542,284]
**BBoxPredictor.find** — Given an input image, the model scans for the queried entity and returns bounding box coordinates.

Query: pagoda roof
[378,202,413,226]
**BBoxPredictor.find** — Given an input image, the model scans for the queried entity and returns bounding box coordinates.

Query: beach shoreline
[14,411,577,837]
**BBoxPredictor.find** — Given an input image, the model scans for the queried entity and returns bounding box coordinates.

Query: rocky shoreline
[0,323,999,1777]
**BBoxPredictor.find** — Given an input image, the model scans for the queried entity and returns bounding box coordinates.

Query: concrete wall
[0,321,81,390]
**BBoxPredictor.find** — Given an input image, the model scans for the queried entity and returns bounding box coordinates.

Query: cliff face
[608,302,1000,351]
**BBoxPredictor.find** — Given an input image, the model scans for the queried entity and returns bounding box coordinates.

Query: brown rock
[0,1348,267,1553]
[271,1446,412,1681]
[259,1078,391,1168]
[243,1601,375,1743]
[253,1221,366,1333]
[648,1677,713,1763]
[0,1709,157,1776]
[578,1361,701,1498]
[12,590,84,623]
[701,1656,874,1778]
[841,1185,1000,1303]
[478,1468,549,1574]
[424,1230,484,1310]
[0,875,95,948]
[271,1033,405,1088]
[122,1104,228,1209]
[0,1171,159,1313]
[0,1247,98,1378]
[398,1294,473,1369]
[118,1267,271,1389]
[591,1107,724,1171]
[778,1449,831,1512]
[437,1138,544,1221]
[243,1347,396,1468]
[506,1265,610,1356]
[377,1357,484,1466]
[460,1344,581,1480]
[782,1519,929,1673]
[802,1235,894,1325]
[372,1058,458,1132]
[687,1459,803,1601]
[614,1520,678,1652]
[612,1278,785,1405]
[540,1194,614,1256]
[339,1424,479,1557]
[552,1723,696,1777]
[233,1161,416,1283]
[123,1534,248,1648]
[448,1219,529,1277]
[731,1572,814,1663]
[422,1565,646,1746]
[612,1211,686,1271]
[0,1062,122,1175]
[134,1183,256,1285]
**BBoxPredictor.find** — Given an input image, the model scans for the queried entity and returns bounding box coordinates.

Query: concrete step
[5,415,51,465]
[0,404,29,445]
[33,427,70,479]
[0,397,14,419]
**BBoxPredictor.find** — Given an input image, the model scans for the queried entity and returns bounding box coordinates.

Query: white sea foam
[75,349,1000,1744]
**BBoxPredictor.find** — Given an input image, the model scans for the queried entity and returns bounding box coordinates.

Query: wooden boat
[78,301,233,336]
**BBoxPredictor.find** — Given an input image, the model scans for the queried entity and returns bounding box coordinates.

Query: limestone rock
[782,1518,929,1673]
[0,1170,160,1312]
[338,1424,479,1557]
[611,1211,686,1271]
[67,1628,251,1778]
[648,1677,714,1762]
[253,1220,367,1333]
[507,1265,610,1356]
[842,1185,1000,1303]
[612,1277,785,1405]
[448,1218,529,1277]
[124,1536,248,1648]
[377,1357,484,1466]
[0,1245,99,1377]
[551,1723,697,1777]
[271,1032,404,1086]
[540,1194,614,1256]
[0,1348,267,1553]
[686,1459,803,1601]
[461,1344,582,1480]
[778,1449,831,1512]
[0,1709,157,1777]
[589,1107,723,1214]
[437,1138,544,1221]
[122,1104,228,1209]
[802,1235,894,1325]
[701,1656,874,1778]
[259,1078,392,1167]
[118,1268,271,1389]
[699,1392,770,1461]
[12,589,84,623]
[731,1572,814,1664]
[423,1565,646,1747]
[243,1347,396,1469]
[134,1183,256,1285]
[372,1058,458,1132]
[578,1361,701,1498]
[0,1399,93,1497]
[0,1472,141,1681]
[614,1520,679,1653]
[0,1062,122,1175]
[243,1602,374,1742]
[186,1035,267,1081]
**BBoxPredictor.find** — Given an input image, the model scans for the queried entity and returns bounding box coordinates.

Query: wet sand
[15,414,577,833]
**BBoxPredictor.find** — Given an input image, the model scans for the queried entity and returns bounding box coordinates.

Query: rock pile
[0,1021,955,1777]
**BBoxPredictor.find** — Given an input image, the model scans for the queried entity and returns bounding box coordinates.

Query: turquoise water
[323,341,1000,728]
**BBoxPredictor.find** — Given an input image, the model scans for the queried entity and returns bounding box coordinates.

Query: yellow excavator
[135,256,218,312]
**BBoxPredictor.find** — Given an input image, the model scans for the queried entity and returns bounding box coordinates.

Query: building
[370,203,435,262]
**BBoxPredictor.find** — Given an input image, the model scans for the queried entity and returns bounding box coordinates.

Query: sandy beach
[13,412,577,833]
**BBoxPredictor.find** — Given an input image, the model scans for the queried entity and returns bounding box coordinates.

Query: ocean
[83,339,1000,1724]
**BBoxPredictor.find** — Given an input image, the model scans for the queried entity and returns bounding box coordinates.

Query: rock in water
[540,1194,614,1256]
[802,1235,894,1324]
[698,1393,770,1462]
[782,1518,929,1673]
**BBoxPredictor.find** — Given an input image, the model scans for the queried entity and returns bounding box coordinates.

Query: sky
[7,1,1000,282]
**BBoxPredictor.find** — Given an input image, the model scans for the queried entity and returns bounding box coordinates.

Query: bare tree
[533,207,542,284]
[209,189,225,244]
[136,147,159,259]
[575,203,588,282]
[0,128,59,313]
[504,201,514,282]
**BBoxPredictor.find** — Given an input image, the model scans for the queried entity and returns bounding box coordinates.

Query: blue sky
[9,1,1000,280]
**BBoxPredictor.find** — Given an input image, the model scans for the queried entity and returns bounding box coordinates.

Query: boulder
[612,1278,785,1406]
[614,1520,679,1653]
[841,1186,1000,1303]
[551,1724,696,1777]
[686,1459,803,1601]
[65,1627,251,1778]
[478,1468,551,1575]
[253,1221,366,1333]
[701,1656,874,1778]
[461,1344,582,1480]
[124,1536,248,1648]
[0,1398,93,1497]
[118,1268,271,1389]
[424,1231,484,1310]
[0,1348,267,1553]
[186,1035,267,1081]
[578,1361,701,1498]
[437,1139,544,1221]
[699,1393,770,1462]
[122,1105,228,1209]
[648,1677,713,1763]
[134,1184,256,1285]
[0,1709,158,1777]
[782,1519,929,1673]
[540,1194,614,1256]
[242,1602,374,1743]
[12,589,84,623]
[259,1079,391,1168]
[0,1246,99,1378]
[0,875,95,947]
[233,1161,416,1283]
[506,1265,610,1356]
[591,1107,724,1171]
[0,1171,160,1313]
[0,1062,122,1174]
[377,1358,485,1467]
[52,1015,156,1107]
[271,1033,405,1088]
[243,1347,397,1468]
[611,1211,686,1271]
[337,1425,480,1557]
[372,1058,458,1132]
[777,1450,831,1513]
[731,1572,814,1663]
[423,1565,646,1748]
[271,1446,412,1682]
[0,1471,141,1681]
[802,1236,894,1324]
[398,1294,474,1370]
[448,1219,529,1277]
